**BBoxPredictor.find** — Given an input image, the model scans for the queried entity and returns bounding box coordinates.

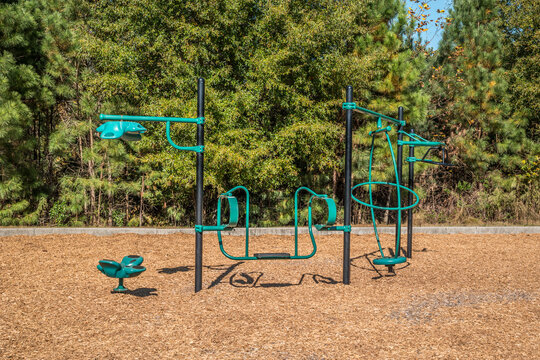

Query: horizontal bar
[343,103,405,126]
[195,225,231,232]
[355,105,405,126]
[398,140,444,147]
[319,225,351,232]
[100,114,204,124]
[175,145,204,153]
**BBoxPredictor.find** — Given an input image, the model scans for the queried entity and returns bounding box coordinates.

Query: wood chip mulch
[1,232,538,359]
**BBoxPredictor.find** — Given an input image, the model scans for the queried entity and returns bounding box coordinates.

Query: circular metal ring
[351,181,420,211]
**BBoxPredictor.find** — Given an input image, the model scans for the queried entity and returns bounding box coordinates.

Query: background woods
[0,0,538,227]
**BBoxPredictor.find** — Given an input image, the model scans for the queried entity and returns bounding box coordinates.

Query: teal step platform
[97,255,146,292]
[372,256,407,266]
[254,253,291,259]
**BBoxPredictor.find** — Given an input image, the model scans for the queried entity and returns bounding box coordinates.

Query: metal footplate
[253,253,291,259]
[372,256,407,266]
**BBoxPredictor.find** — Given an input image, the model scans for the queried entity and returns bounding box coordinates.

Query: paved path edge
[0,226,539,236]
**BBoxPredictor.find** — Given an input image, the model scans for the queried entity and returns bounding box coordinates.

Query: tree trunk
[384,189,391,224]
[125,192,129,225]
[139,175,145,227]
[107,158,113,226]
[78,136,84,170]
[88,129,96,225]
[332,169,338,198]
[97,161,104,226]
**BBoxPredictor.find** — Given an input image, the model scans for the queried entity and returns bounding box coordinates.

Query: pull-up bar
[99,114,204,124]
[342,102,406,126]
[98,113,205,153]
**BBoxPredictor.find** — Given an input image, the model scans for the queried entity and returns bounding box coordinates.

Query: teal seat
[313,197,337,231]
[97,255,146,292]
[219,195,239,230]
[197,195,239,232]
[96,121,147,141]
[97,259,121,278]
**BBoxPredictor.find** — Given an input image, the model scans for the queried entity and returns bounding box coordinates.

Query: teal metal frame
[96,80,206,293]
[351,125,411,265]
[96,80,452,292]
[342,102,406,126]
[98,114,205,153]
[197,186,345,260]
[344,101,450,268]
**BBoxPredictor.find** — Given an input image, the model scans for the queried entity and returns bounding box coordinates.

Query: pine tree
[499,0,540,221]
[500,0,540,142]
[427,0,532,222]
[0,0,74,225]
[349,0,430,224]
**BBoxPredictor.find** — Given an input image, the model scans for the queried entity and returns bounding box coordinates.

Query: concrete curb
[0,226,539,237]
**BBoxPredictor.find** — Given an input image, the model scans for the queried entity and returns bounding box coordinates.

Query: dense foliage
[424,0,540,223]
[0,0,538,226]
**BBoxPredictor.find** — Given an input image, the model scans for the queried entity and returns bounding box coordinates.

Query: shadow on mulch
[112,288,158,297]
[158,262,244,289]
[228,272,339,288]
[158,262,340,289]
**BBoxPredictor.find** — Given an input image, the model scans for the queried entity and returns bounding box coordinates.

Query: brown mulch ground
[0,232,539,359]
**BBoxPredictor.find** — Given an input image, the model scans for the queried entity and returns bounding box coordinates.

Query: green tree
[500,0,540,222]
[426,0,536,222]
[0,0,74,225]
[60,0,429,227]
[349,0,430,224]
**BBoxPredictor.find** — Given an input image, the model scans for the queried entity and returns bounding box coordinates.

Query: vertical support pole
[195,78,205,293]
[343,86,353,285]
[407,129,415,258]
[395,106,404,257]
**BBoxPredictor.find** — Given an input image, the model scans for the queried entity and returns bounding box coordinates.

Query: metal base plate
[373,256,407,266]
[254,253,291,259]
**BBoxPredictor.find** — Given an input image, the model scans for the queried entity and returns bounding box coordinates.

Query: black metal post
[195,78,205,293]
[395,107,404,257]
[343,86,353,285]
[407,129,415,258]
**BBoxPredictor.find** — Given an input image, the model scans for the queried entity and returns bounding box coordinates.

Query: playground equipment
[199,185,346,260]
[343,102,452,267]
[97,255,146,292]
[96,79,451,293]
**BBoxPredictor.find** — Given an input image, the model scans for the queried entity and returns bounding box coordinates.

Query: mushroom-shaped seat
[97,255,146,292]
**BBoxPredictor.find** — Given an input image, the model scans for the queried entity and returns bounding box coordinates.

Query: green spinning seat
[97,255,146,292]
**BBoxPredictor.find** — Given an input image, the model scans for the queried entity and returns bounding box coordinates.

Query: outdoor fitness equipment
[97,79,206,292]
[96,79,451,293]
[97,255,146,292]
[197,185,346,260]
[342,101,453,268]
